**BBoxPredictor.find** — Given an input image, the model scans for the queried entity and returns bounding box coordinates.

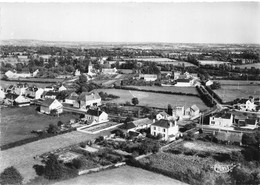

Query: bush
[168,149,182,155]
[71,159,82,169]
[0,166,23,185]
[212,153,231,162]
[241,147,260,161]
[33,164,45,176]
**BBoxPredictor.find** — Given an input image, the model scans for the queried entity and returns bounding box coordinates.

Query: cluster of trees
[0,166,23,185]
[196,86,216,107]
[98,91,120,101]
[33,154,79,180]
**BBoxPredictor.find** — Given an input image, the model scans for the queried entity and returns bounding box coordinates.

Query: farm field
[198,60,230,65]
[53,165,187,185]
[125,85,198,95]
[165,140,242,154]
[0,80,54,88]
[124,57,195,66]
[0,106,80,146]
[236,63,260,69]
[215,80,260,85]
[213,84,260,102]
[94,89,208,110]
[0,130,114,183]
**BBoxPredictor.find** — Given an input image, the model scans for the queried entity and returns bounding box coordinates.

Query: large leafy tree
[44,154,63,180]
[0,166,23,185]
[132,97,139,106]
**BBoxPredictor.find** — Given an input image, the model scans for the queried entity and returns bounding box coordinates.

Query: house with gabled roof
[156,111,170,120]
[84,109,108,123]
[150,119,179,141]
[65,92,79,105]
[120,118,153,133]
[40,98,63,114]
[5,93,30,106]
[74,92,101,109]
[209,113,233,127]
[185,104,200,117]
[26,86,44,99]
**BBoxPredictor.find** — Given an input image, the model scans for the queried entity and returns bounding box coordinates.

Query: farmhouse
[102,68,117,75]
[209,113,233,127]
[4,70,31,79]
[0,88,5,100]
[14,83,29,95]
[74,92,101,109]
[40,98,63,114]
[185,105,200,118]
[84,109,108,124]
[44,86,55,92]
[65,92,79,105]
[151,119,179,141]
[138,74,158,81]
[5,93,30,106]
[205,80,213,86]
[156,111,170,120]
[120,118,153,133]
[175,79,192,87]
[6,85,16,93]
[56,85,67,91]
[26,86,44,99]
[173,106,185,119]
[43,91,59,99]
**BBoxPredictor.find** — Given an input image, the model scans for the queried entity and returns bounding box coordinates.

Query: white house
[5,93,30,106]
[57,85,67,91]
[74,69,81,76]
[4,70,31,79]
[87,62,96,76]
[175,79,192,87]
[209,113,233,127]
[151,119,179,141]
[173,106,185,119]
[185,105,200,118]
[65,92,79,105]
[102,68,117,75]
[74,92,101,109]
[205,80,213,86]
[156,111,170,120]
[84,109,108,123]
[138,74,157,81]
[120,118,153,133]
[40,99,63,114]
[0,89,5,100]
[14,83,28,95]
[44,86,55,92]
[26,86,44,99]
[245,97,256,111]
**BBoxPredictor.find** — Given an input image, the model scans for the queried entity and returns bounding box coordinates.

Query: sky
[1,2,260,44]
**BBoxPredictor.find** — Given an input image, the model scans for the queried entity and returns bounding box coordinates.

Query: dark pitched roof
[152,119,174,128]
[78,92,101,101]
[45,91,59,96]
[86,109,103,116]
[120,122,136,130]
[213,113,232,119]
[177,79,190,83]
[67,92,78,100]
[5,93,19,100]
[41,98,55,107]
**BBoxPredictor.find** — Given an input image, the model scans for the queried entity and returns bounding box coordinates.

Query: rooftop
[86,109,103,116]
[152,119,175,128]
[41,98,56,107]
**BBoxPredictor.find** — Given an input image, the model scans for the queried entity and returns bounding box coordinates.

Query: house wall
[175,82,191,87]
[65,99,75,105]
[40,106,50,114]
[209,115,233,127]
[35,89,44,99]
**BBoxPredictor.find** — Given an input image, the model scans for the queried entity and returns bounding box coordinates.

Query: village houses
[74,92,101,109]
[151,119,179,141]
[40,98,63,114]
[84,109,108,124]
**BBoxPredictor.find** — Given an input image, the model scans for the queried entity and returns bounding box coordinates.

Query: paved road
[0,130,114,183]
[53,166,187,185]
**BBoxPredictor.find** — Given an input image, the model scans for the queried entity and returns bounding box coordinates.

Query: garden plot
[77,122,123,134]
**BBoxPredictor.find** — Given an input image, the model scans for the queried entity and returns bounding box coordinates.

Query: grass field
[125,86,198,95]
[166,140,241,154]
[124,57,195,66]
[213,84,260,102]
[215,80,260,85]
[94,89,207,110]
[0,106,80,146]
[236,63,260,69]
[52,166,186,185]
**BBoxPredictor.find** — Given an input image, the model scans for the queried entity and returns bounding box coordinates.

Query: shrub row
[115,86,199,97]
[204,86,223,104]
[196,86,216,107]
[0,128,76,151]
